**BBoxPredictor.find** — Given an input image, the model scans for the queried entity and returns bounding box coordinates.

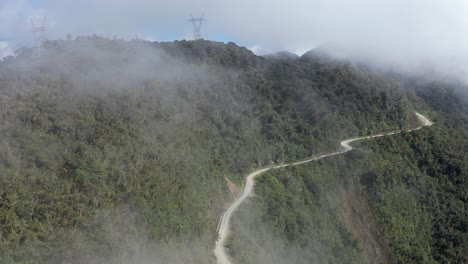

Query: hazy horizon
[1,0,468,81]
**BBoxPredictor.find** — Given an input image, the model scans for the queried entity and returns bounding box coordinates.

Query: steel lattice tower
[188,14,205,40]
[31,16,47,56]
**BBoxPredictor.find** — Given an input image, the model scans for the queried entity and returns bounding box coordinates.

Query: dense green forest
[229,80,467,263]
[0,37,465,263]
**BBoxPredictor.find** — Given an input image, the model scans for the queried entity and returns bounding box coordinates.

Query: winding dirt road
[214,112,433,264]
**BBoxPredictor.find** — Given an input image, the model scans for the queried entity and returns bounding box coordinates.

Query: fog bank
[2,0,467,80]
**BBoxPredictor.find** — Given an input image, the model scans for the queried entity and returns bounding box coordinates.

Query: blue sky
[29,0,44,8]
[1,0,468,80]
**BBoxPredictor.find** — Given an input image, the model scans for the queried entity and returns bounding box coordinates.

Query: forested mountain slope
[229,79,467,263]
[0,37,463,263]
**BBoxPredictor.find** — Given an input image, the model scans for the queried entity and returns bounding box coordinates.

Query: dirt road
[214,112,433,264]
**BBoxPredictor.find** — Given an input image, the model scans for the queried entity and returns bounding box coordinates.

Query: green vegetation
[0,36,465,263]
[229,161,374,264]
[229,82,467,263]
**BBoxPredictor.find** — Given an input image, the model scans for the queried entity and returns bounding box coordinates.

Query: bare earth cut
[214,112,433,264]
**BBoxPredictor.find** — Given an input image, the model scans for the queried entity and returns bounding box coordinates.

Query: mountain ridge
[0,37,465,263]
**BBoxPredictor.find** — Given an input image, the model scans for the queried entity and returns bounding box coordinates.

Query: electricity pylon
[188,14,205,40]
[31,16,47,56]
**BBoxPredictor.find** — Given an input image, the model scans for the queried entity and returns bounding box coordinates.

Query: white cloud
[1,0,468,78]
[0,0,47,47]
[0,41,14,59]
[247,45,271,56]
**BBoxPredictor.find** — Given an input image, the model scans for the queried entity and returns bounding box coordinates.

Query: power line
[188,14,205,40]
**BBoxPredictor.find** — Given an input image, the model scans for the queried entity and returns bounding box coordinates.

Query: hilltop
[0,37,466,263]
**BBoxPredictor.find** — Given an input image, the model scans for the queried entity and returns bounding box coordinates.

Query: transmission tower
[31,16,47,56]
[188,14,205,40]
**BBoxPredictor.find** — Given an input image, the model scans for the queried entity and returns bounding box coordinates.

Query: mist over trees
[0,36,465,263]
[229,79,468,263]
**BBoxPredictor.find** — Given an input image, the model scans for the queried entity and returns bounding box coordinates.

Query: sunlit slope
[0,37,415,263]
[229,85,467,264]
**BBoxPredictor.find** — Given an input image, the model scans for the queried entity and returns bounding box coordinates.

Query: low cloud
[0,42,14,59]
[2,0,467,78]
